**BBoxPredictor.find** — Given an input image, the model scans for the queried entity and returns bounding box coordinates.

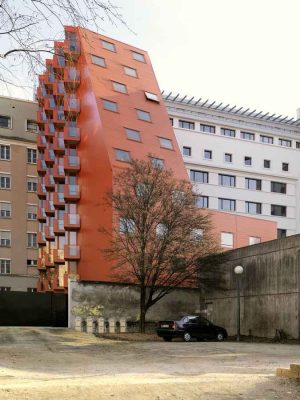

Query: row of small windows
[0,259,37,275]
[115,149,165,168]
[0,116,38,132]
[220,232,261,248]
[0,175,37,192]
[0,203,37,219]
[100,39,146,63]
[0,146,37,163]
[175,118,300,148]
[0,231,37,248]
[183,147,289,171]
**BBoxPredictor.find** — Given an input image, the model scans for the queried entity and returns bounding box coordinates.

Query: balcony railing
[64,155,80,173]
[64,184,80,202]
[53,219,65,235]
[45,253,55,267]
[53,248,65,264]
[64,67,80,88]
[53,137,65,154]
[64,41,81,60]
[53,165,65,182]
[37,183,47,199]
[64,97,80,115]
[45,226,55,240]
[45,175,55,191]
[53,81,65,97]
[64,126,80,144]
[64,245,80,260]
[44,123,55,138]
[53,192,65,208]
[64,213,80,230]
[45,201,55,216]
[37,208,46,222]
[53,109,66,125]
[44,149,55,165]
[37,135,47,151]
[37,109,47,124]
[37,232,46,246]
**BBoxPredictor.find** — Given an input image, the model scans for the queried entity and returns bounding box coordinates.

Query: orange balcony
[37,160,47,175]
[43,72,56,87]
[64,126,80,144]
[64,245,80,260]
[53,219,65,235]
[45,175,55,191]
[45,253,55,268]
[37,208,46,222]
[44,149,55,166]
[63,40,80,60]
[44,123,55,138]
[53,165,65,182]
[37,183,47,199]
[53,248,65,264]
[64,67,80,88]
[64,97,80,116]
[45,201,55,216]
[53,192,65,208]
[37,257,46,270]
[37,135,47,151]
[43,97,57,112]
[64,214,80,231]
[53,137,65,154]
[45,226,55,241]
[36,85,47,99]
[37,109,47,125]
[37,232,46,246]
[52,52,65,71]
[64,185,80,202]
[64,156,80,173]
[53,81,65,97]
[53,109,66,126]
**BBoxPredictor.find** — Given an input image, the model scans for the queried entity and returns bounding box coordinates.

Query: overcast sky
[3,0,300,118]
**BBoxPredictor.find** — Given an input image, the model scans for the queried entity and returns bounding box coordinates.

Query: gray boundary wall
[203,235,300,339]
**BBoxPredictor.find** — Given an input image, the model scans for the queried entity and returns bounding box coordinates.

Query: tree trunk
[139,285,146,333]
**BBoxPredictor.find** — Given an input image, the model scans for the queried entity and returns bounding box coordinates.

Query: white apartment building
[164,93,300,238]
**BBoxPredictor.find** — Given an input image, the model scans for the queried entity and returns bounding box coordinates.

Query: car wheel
[163,337,172,342]
[216,332,224,342]
[183,332,192,342]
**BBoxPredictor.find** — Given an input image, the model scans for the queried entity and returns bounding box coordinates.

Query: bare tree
[0,0,126,89]
[104,159,220,332]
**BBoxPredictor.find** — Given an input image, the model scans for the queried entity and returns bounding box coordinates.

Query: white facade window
[224,153,232,163]
[249,236,261,245]
[245,201,262,215]
[27,178,37,192]
[0,259,11,274]
[278,138,291,147]
[145,92,159,102]
[112,81,127,94]
[137,109,151,122]
[0,145,10,160]
[241,131,255,141]
[156,223,167,236]
[159,137,173,150]
[260,135,273,144]
[0,230,11,247]
[151,157,164,169]
[0,202,11,218]
[0,174,10,189]
[115,149,131,162]
[282,163,289,172]
[27,205,37,220]
[27,259,37,267]
[26,120,38,132]
[91,54,106,67]
[245,178,261,190]
[27,148,37,164]
[183,146,191,156]
[194,196,209,208]
[101,40,116,52]
[179,120,194,130]
[221,128,235,137]
[244,156,252,166]
[219,198,236,211]
[27,233,37,248]
[190,170,208,183]
[119,218,135,234]
[191,228,203,239]
[0,115,11,129]
[125,128,141,142]
[124,66,137,77]
[200,124,215,133]
[219,174,235,187]
[132,51,145,62]
[204,150,212,160]
[221,232,234,248]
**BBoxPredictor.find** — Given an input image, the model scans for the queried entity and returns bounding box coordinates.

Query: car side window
[182,317,189,324]
[198,317,210,326]
[188,317,200,324]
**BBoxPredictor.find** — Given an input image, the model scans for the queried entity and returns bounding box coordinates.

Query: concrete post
[120,318,127,333]
[98,317,105,334]
[86,316,94,334]
[108,318,116,333]
[75,316,82,332]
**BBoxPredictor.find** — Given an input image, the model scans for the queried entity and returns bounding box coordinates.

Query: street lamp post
[234,265,244,341]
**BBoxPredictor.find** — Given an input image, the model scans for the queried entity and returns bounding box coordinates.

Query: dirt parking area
[0,327,300,400]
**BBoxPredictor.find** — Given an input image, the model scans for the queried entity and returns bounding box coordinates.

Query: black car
[156,315,228,342]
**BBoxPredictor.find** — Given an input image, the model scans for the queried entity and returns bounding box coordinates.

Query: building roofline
[0,94,37,104]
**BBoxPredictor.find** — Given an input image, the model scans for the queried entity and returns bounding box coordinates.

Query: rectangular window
[271,181,286,194]
[125,128,141,142]
[221,128,235,137]
[0,259,11,274]
[264,159,271,168]
[124,65,137,77]
[190,170,208,183]
[137,109,151,122]
[0,145,10,160]
[260,135,273,144]
[179,120,195,130]
[27,205,37,220]
[26,120,38,132]
[249,236,261,245]
[151,157,165,169]
[103,99,118,112]
[296,141,300,149]
[271,204,286,217]
[27,233,37,248]
[279,138,291,147]
[145,92,159,102]
[0,231,11,247]
[132,51,145,62]
[195,195,209,208]
[244,156,252,166]
[27,178,37,192]
[218,198,236,211]
[183,146,191,156]
[204,150,212,160]
[200,124,215,133]
[0,174,10,189]
[282,162,289,171]
[245,178,261,190]
[27,288,37,293]
[0,115,11,129]
[91,54,106,67]
[224,153,232,163]
[219,174,235,187]
[221,232,234,248]
[27,259,37,267]
[115,149,131,162]
[241,131,255,141]
[159,137,173,150]
[0,286,11,291]
[277,229,287,238]
[119,217,135,233]
[0,202,11,218]
[169,118,173,126]
[112,81,127,94]
[27,148,37,164]
[101,40,116,52]
[245,201,262,214]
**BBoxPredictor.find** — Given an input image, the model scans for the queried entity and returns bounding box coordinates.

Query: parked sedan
[156,315,227,342]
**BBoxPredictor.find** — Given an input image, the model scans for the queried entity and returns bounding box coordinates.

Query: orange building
[36,26,276,292]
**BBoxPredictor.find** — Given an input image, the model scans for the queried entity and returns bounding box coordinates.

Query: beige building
[0,96,38,291]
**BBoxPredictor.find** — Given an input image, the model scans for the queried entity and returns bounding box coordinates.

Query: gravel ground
[0,327,300,399]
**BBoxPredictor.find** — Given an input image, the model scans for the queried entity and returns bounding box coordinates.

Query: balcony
[53,81,65,97]
[64,245,80,260]
[53,165,65,182]
[37,232,46,246]
[64,97,80,117]
[64,67,80,89]
[45,201,55,216]
[43,72,56,87]
[43,97,57,112]
[36,85,47,100]
[37,160,47,176]
[53,192,65,208]
[53,137,65,154]
[53,248,65,264]
[45,253,55,268]
[37,183,47,199]
[64,155,80,173]
[64,40,80,61]
[45,175,55,191]
[53,109,66,126]
[37,257,46,270]
[53,219,65,235]
[37,208,46,222]
[37,109,47,125]
[44,123,55,138]
[64,126,80,144]
[45,226,55,241]
[64,185,80,202]
[44,149,55,166]
[52,53,65,71]
[64,214,80,231]
[37,135,47,151]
